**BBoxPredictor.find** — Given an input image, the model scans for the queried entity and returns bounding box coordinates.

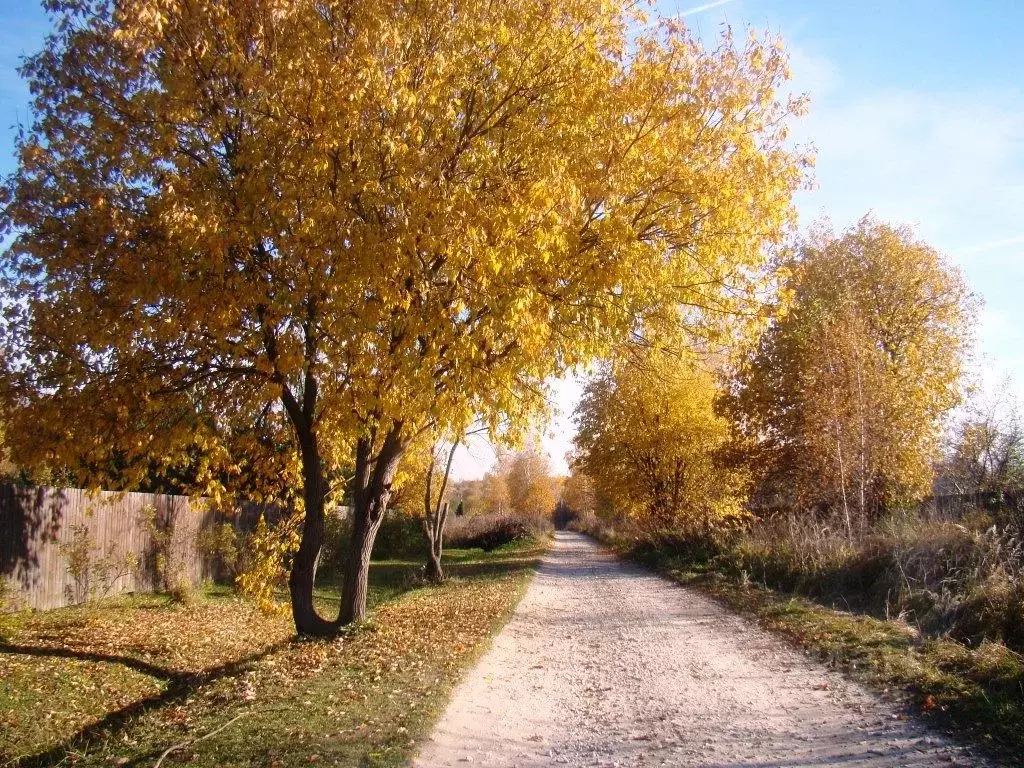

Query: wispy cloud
[679,0,737,16]
[958,234,1024,256]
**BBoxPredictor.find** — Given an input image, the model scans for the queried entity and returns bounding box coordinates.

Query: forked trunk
[425,546,444,583]
[424,501,448,584]
[422,440,458,584]
[285,416,405,633]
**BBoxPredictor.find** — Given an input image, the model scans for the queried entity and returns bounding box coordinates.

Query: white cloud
[793,83,1024,245]
[958,233,1024,256]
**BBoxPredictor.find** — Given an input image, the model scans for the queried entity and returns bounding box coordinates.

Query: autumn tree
[1,0,806,634]
[506,448,558,520]
[574,344,748,532]
[560,470,597,518]
[400,426,480,583]
[727,218,976,530]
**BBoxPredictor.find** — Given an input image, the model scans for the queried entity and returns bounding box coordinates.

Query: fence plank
[1,484,219,611]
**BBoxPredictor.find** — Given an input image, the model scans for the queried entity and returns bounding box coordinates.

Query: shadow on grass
[9,540,547,768]
[0,643,182,681]
[311,543,546,603]
[12,638,292,768]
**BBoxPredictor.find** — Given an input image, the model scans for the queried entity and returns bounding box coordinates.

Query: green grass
[635,551,1024,764]
[0,540,547,767]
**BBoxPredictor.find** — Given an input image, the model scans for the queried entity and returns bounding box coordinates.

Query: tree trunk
[422,440,458,585]
[424,501,448,584]
[337,429,405,625]
[425,541,444,583]
[338,507,382,624]
[288,424,337,637]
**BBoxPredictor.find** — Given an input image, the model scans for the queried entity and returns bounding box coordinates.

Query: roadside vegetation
[0,0,1017,762]
[0,538,546,767]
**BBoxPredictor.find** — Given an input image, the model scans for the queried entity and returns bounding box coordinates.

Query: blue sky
[679,0,1024,392]
[1,1,1022,478]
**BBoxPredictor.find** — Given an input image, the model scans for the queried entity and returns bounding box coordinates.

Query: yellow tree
[942,381,1024,495]
[573,345,749,532]
[728,218,976,528]
[477,462,512,516]
[506,448,557,520]
[1,0,806,634]
[560,470,597,517]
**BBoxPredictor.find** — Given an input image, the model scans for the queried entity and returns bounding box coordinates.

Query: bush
[197,521,242,582]
[446,513,549,552]
[317,510,352,575]
[567,511,619,543]
[318,509,427,569]
[645,507,1024,652]
[0,578,17,641]
[372,510,426,560]
[168,579,194,606]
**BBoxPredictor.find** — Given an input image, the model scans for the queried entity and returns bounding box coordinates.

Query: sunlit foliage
[1,0,806,632]
[574,345,748,531]
[727,218,976,528]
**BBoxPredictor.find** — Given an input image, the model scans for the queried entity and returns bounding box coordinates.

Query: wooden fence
[1,484,237,611]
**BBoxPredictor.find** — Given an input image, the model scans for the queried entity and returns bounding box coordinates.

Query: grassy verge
[0,539,546,767]
[628,547,1024,763]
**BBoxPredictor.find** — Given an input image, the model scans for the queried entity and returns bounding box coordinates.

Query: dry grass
[671,570,1024,761]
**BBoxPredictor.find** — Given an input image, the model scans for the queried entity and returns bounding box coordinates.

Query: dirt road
[415,531,990,767]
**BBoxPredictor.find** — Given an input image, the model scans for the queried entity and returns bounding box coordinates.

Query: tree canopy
[1,0,808,633]
[574,344,748,532]
[727,218,976,527]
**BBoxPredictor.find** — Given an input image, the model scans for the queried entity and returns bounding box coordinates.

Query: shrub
[141,504,188,593]
[446,513,549,552]
[168,578,194,606]
[567,511,619,543]
[318,510,352,575]
[197,521,242,581]
[57,523,138,605]
[372,510,426,560]
[650,507,1024,653]
[0,578,17,640]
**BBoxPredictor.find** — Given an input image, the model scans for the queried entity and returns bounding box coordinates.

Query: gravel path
[414,531,992,768]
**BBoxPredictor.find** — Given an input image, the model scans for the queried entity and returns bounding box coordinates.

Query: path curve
[415,531,990,767]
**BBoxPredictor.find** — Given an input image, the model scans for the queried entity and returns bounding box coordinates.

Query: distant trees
[450,447,559,521]
[942,384,1024,496]
[560,471,597,518]
[727,218,976,530]
[506,450,559,520]
[574,345,748,532]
